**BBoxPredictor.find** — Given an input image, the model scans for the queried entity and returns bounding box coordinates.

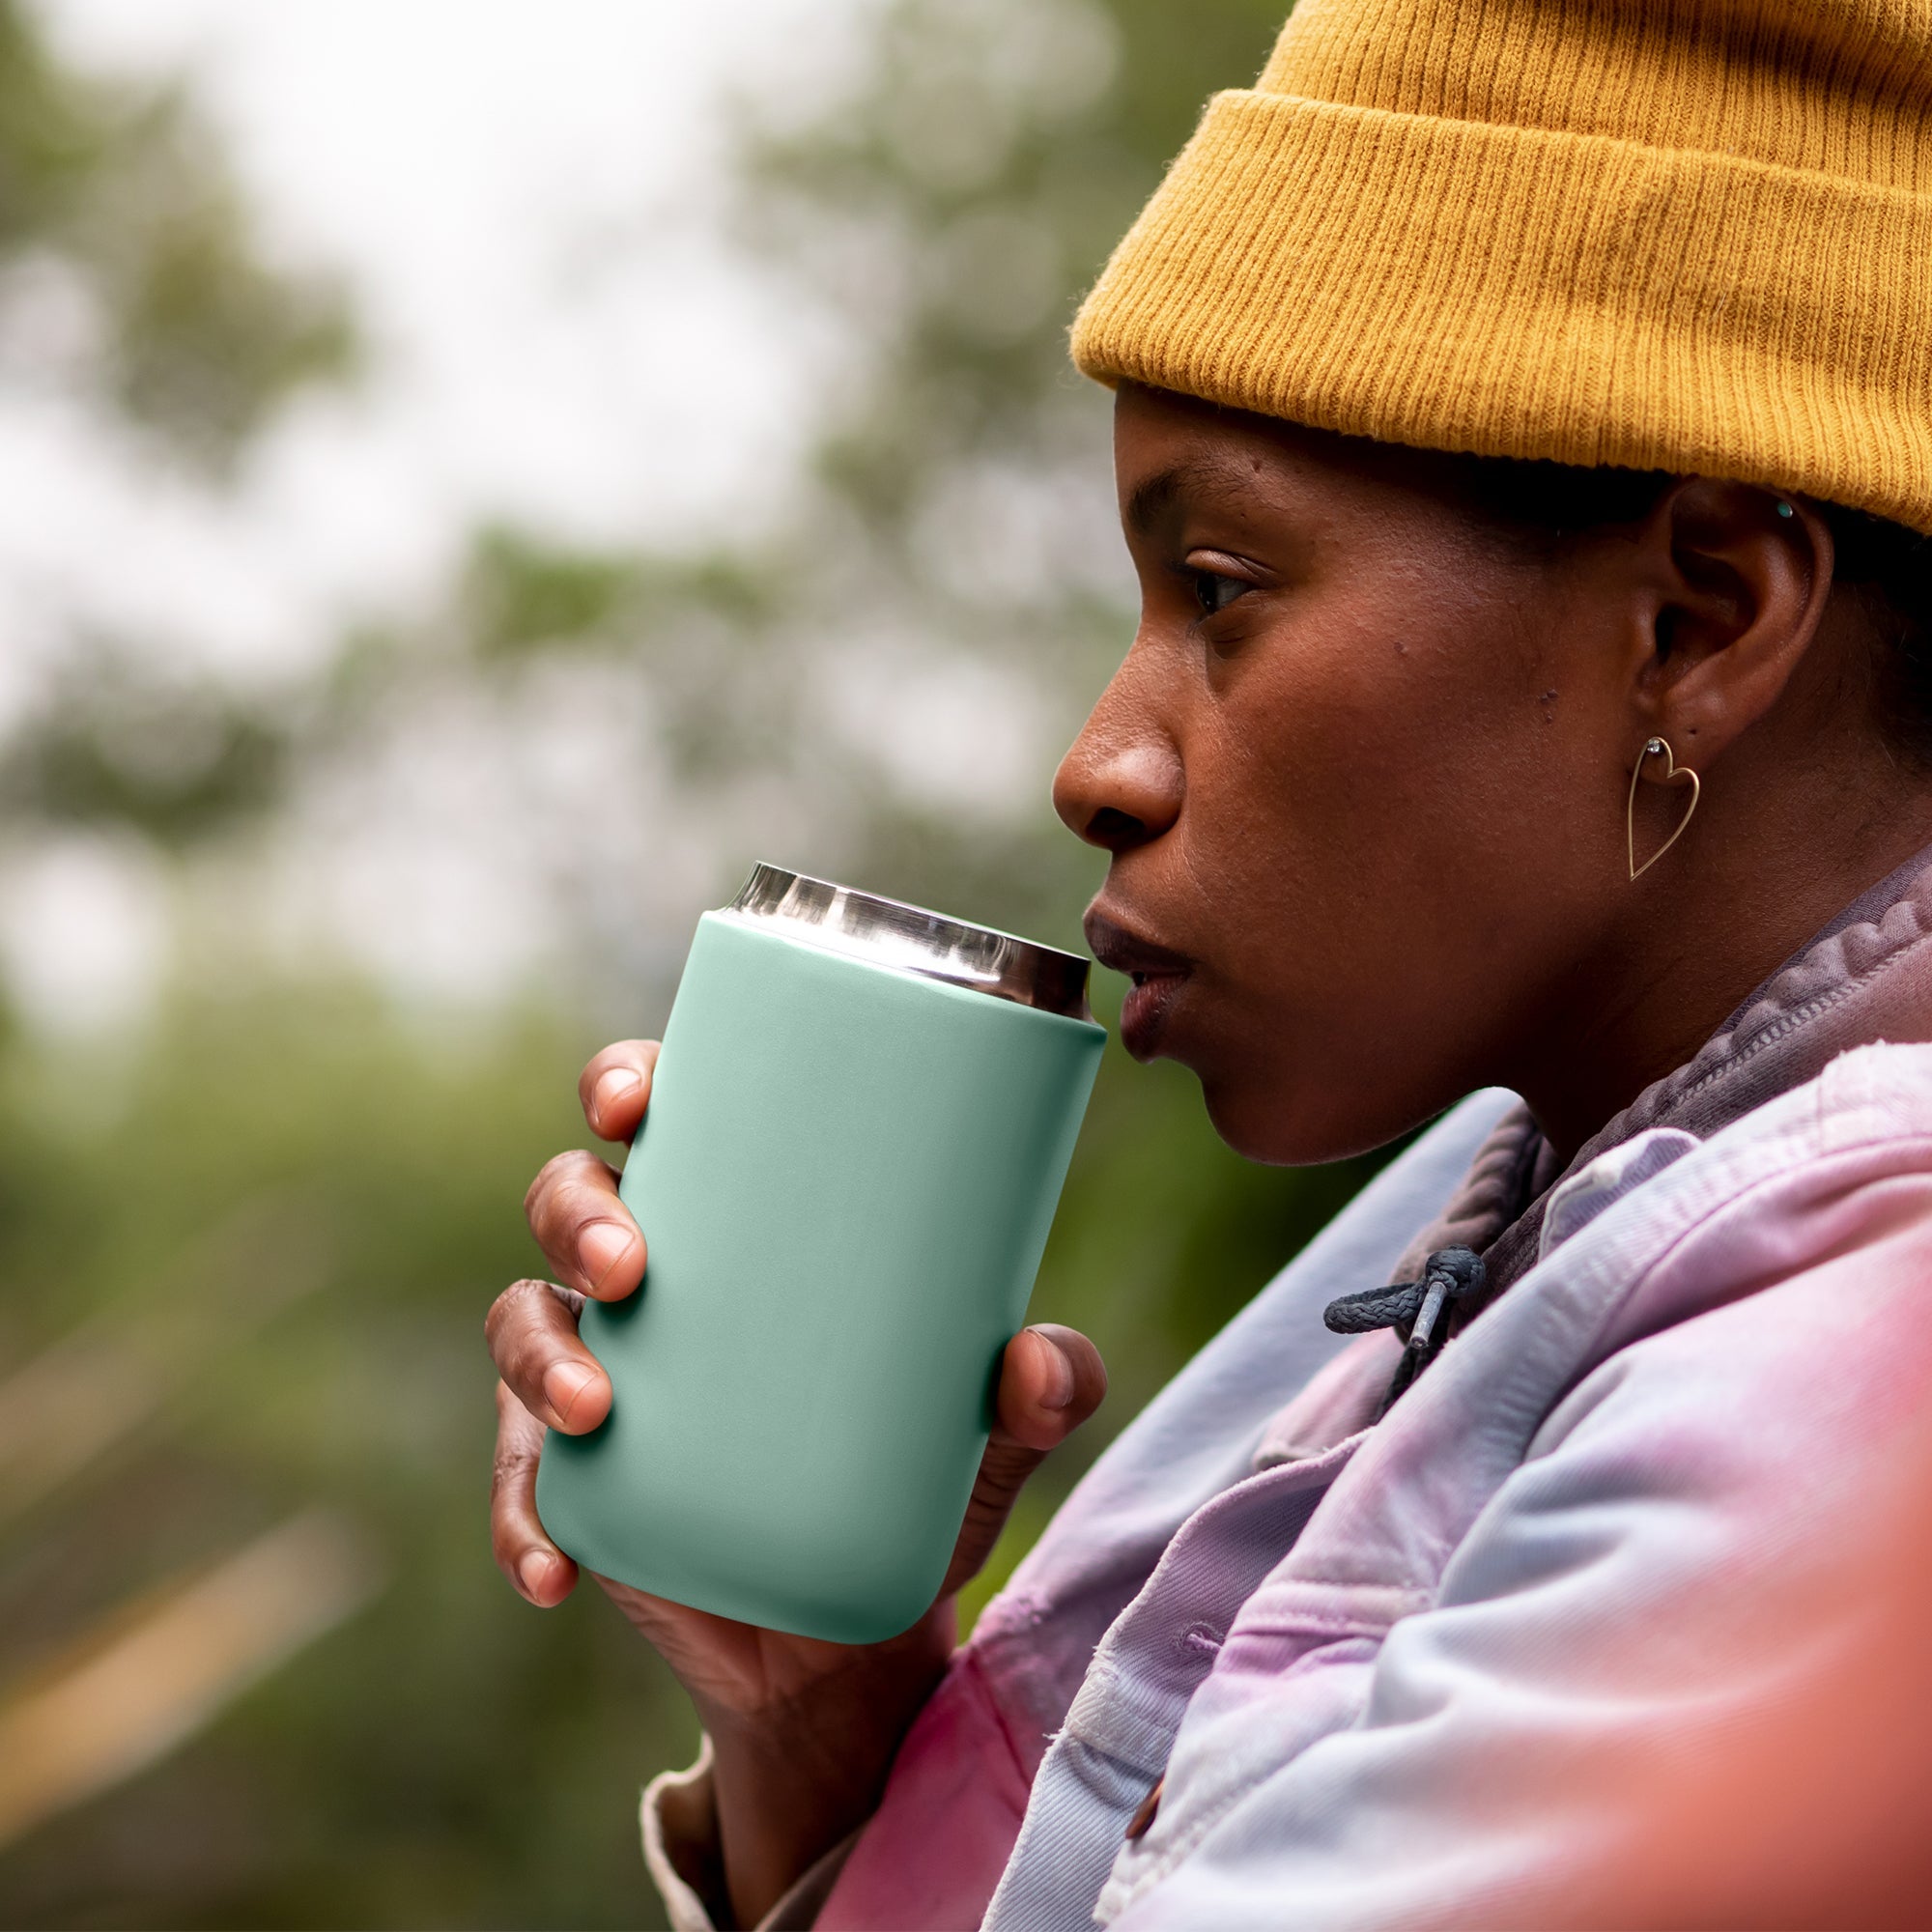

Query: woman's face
[1056,383,1644,1163]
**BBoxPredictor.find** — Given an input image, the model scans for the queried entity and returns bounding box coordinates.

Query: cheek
[1176,586,1611,1138]
[1196,597,1569,910]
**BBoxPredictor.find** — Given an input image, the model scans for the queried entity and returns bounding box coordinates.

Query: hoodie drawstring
[1322,1246,1487,1420]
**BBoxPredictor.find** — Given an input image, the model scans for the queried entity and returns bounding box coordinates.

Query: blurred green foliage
[745,0,1285,523]
[0,993,700,1927]
[729,0,1297,937]
[0,0,348,852]
[0,2,1410,1928]
[2,658,288,848]
[0,0,353,466]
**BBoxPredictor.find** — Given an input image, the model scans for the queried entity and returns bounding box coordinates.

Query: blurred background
[0,1,1387,1923]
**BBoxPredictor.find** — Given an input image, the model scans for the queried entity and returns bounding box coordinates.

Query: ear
[1629,478,1834,771]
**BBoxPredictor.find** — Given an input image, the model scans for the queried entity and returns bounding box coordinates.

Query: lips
[1085,906,1194,1058]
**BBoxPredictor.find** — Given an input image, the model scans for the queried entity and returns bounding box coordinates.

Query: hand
[486,1038,1107,1922]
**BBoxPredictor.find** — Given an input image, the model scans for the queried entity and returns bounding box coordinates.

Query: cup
[535,864,1106,1642]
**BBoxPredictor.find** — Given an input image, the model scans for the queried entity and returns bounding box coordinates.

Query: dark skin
[486,381,1932,1923]
[1074,386,1932,1162]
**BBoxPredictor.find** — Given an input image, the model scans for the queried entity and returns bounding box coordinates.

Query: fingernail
[1034,1331,1076,1409]
[578,1220,636,1289]
[544,1361,599,1424]
[593,1067,642,1117]
[519,1550,554,1601]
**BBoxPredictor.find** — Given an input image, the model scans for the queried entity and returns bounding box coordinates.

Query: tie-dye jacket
[645,848,1932,1929]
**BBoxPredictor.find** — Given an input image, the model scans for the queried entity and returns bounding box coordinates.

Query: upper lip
[1084,905,1194,980]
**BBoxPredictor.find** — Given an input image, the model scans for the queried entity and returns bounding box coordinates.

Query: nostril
[1087,806,1147,848]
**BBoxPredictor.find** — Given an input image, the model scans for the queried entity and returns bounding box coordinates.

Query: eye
[1190,567,1250,616]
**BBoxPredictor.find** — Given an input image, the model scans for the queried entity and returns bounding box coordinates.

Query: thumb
[994,1323,1108,1453]
[942,1325,1107,1598]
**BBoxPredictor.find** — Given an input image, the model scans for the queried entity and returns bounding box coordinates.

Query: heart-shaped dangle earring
[1628,737,1701,879]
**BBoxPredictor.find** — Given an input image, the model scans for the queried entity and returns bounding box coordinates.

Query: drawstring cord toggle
[1321,1246,1486,1418]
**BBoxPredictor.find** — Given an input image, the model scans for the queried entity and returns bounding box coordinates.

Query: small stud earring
[1776,501,1796,519]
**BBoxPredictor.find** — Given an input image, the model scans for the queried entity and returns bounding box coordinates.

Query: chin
[1197,1064,1422,1168]
[1198,1072,1335,1166]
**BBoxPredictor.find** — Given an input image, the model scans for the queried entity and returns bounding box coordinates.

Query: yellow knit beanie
[1070,0,1932,533]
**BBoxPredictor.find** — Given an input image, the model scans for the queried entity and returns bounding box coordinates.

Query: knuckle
[489,1447,523,1508]
[490,1435,535,1513]
[528,1156,619,1238]
[484,1280,526,1345]
[523,1153,566,1220]
[485,1278,561,1367]
[524,1149,599,1221]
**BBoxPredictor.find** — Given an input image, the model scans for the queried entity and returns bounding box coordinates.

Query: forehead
[1111,384,1459,543]
[1121,381,1522,556]
[1114,388,1311,528]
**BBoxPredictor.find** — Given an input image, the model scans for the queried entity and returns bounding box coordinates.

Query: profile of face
[1053,383,1917,1166]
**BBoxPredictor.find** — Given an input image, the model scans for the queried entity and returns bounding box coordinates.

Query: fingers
[993,1323,1108,1452]
[524,1149,645,1300]
[943,1325,1107,1598]
[578,1039,661,1144]
[492,1380,580,1608]
[485,1277,612,1434]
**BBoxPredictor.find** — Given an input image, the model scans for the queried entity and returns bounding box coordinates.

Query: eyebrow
[1122,456,1259,540]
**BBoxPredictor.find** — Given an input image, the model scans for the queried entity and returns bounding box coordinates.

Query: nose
[1052,709,1183,854]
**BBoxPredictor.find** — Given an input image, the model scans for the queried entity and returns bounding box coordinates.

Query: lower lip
[1120,972,1188,1057]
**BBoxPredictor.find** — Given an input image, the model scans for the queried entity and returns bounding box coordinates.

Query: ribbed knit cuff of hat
[1070,0,1932,535]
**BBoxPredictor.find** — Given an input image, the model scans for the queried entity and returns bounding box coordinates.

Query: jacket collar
[1402,839,1932,1294]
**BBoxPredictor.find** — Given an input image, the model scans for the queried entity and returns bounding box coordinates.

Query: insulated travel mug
[535,864,1105,1643]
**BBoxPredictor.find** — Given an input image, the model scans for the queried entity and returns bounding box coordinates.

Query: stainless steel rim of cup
[722,862,1094,1019]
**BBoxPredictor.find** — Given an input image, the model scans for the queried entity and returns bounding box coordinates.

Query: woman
[487,1,1932,1924]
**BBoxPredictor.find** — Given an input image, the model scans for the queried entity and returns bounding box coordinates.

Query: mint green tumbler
[535,865,1105,1643]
